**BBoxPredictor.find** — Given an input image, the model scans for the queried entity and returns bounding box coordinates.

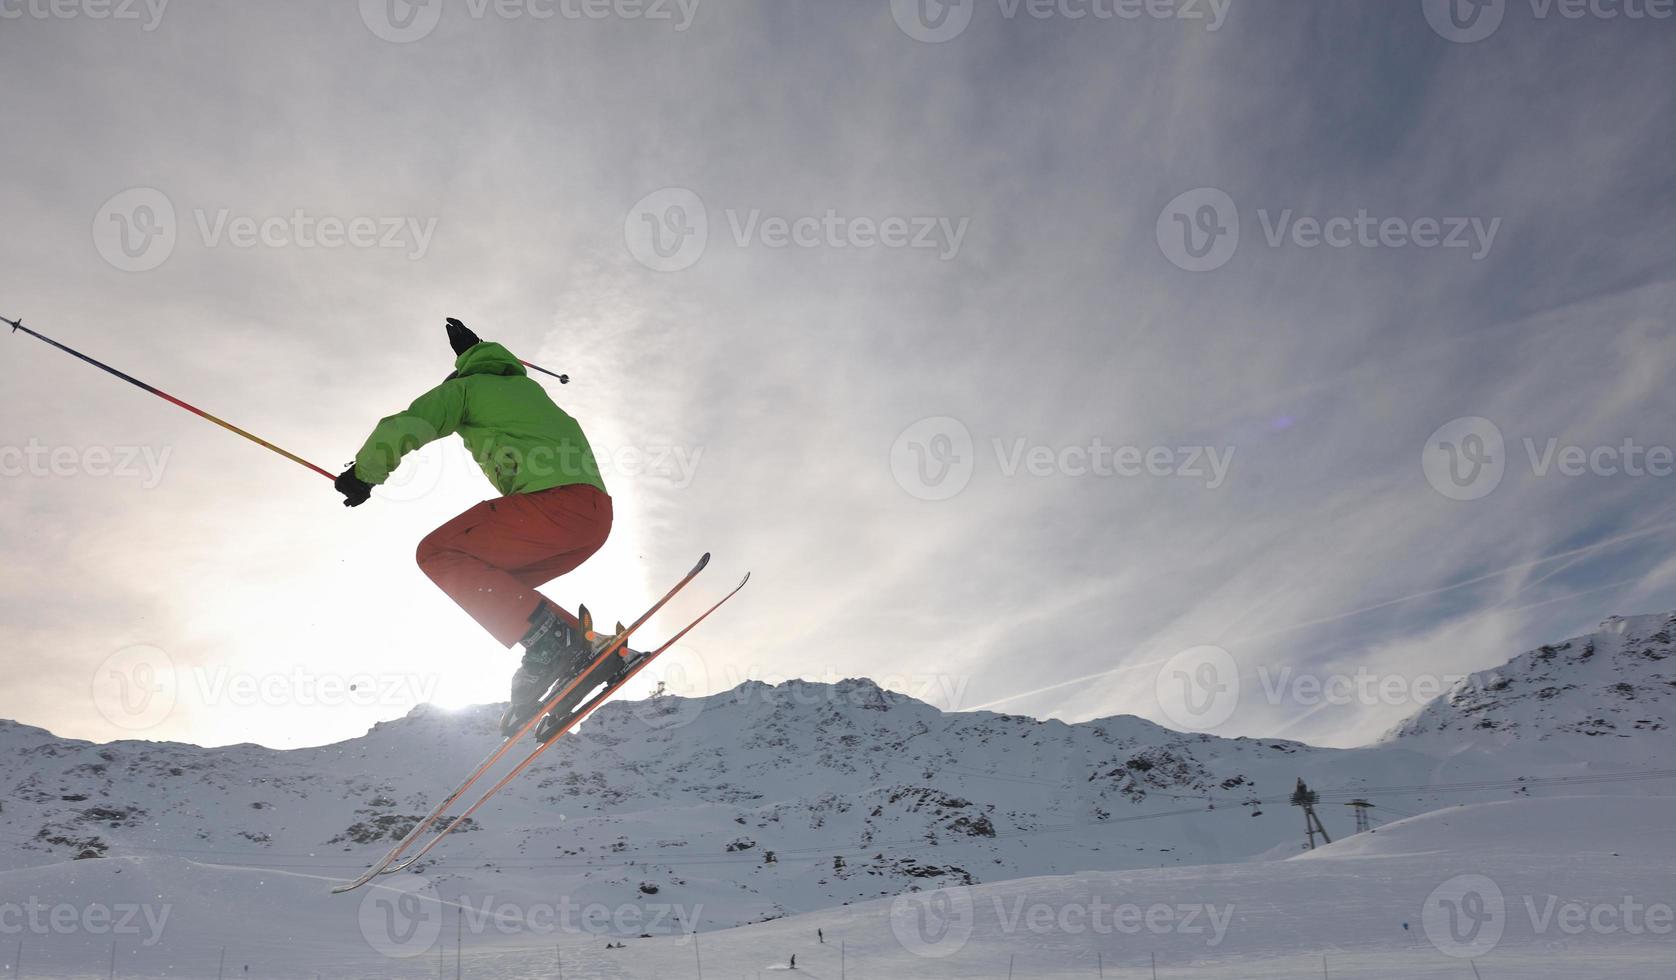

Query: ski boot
[499,604,596,737]
[531,617,637,744]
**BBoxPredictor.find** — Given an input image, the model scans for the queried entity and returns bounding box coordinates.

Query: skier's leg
[415,484,613,647]
[417,484,613,736]
[504,485,617,647]
[504,486,617,608]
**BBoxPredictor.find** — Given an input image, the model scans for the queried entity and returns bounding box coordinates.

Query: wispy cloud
[1,1,1671,749]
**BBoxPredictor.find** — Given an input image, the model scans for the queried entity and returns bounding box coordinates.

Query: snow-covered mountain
[3,614,1673,940]
[1388,612,1676,742]
[2,610,1674,980]
[5,680,1376,927]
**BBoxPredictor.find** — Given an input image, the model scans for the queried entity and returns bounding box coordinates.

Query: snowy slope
[3,615,1675,977]
[1389,613,1676,743]
[4,676,1630,921]
[4,682,1406,920]
[8,797,1672,979]
[584,795,1676,980]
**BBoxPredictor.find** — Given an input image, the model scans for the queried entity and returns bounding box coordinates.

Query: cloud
[2,2,1672,749]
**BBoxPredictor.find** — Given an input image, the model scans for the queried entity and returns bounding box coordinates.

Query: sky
[0,0,1673,751]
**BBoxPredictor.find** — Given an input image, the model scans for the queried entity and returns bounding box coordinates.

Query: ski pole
[3,314,336,480]
[519,359,569,384]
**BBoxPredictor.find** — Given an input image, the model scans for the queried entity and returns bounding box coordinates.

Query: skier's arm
[353,380,468,486]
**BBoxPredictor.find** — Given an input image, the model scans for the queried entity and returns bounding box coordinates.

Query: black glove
[446,317,481,357]
[335,464,374,508]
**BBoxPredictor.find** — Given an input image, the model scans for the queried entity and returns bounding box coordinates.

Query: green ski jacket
[354,342,607,497]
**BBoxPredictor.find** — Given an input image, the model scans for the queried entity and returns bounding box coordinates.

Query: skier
[335,318,614,735]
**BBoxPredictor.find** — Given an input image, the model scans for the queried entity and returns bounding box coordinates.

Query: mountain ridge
[3,615,1674,930]
[1387,611,1676,742]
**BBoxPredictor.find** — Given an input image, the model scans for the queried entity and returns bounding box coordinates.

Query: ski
[376,571,751,877]
[329,553,713,895]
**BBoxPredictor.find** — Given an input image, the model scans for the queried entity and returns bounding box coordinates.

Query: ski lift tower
[1344,799,1374,834]
[1291,778,1332,850]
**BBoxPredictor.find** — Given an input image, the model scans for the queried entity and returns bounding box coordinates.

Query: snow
[1390,612,1676,744]
[5,798,1673,978]
[2,615,1673,976]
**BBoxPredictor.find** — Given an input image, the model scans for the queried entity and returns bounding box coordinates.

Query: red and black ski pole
[5,314,572,478]
[4,314,339,480]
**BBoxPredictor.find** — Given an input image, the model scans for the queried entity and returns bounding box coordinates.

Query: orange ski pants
[416,484,613,647]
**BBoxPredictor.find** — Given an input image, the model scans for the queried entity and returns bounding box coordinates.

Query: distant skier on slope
[334,318,614,736]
